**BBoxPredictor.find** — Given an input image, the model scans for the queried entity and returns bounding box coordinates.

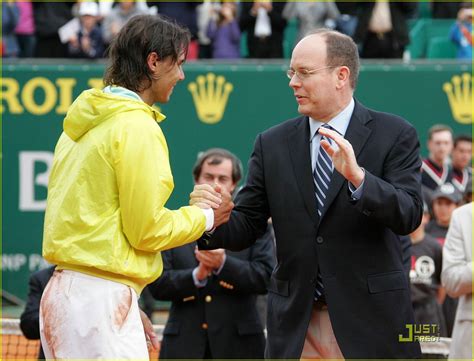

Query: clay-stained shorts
[39,270,148,360]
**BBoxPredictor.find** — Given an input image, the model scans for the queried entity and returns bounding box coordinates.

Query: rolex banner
[2,61,472,301]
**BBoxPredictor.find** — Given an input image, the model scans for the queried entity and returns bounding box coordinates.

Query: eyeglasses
[286,66,335,80]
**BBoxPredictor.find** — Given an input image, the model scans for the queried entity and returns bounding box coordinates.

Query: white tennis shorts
[39,270,149,360]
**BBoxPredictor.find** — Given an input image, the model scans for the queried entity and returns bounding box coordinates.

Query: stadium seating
[408,19,456,59]
[426,36,457,59]
[283,19,298,59]
[418,0,433,19]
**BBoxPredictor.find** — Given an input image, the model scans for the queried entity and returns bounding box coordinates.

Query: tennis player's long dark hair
[104,14,190,92]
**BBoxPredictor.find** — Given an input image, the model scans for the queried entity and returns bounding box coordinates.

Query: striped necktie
[313,124,334,217]
[313,124,333,301]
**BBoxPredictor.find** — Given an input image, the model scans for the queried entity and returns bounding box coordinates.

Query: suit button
[205,295,212,303]
[316,236,324,244]
[202,323,208,330]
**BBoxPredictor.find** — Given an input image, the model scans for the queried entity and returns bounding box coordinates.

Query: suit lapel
[322,101,372,218]
[287,116,319,223]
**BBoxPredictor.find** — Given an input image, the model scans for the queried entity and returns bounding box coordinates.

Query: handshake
[189,184,234,229]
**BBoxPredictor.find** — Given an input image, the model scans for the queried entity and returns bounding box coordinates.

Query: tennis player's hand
[139,309,160,351]
[190,183,222,209]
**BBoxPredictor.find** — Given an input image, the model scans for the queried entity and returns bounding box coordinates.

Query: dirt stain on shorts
[114,287,132,329]
[40,271,66,358]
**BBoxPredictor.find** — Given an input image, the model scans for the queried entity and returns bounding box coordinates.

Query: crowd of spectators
[1,0,472,60]
[410,125,472,341]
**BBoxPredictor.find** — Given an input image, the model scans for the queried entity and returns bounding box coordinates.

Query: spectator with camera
[68,2,104,59]
[206,1,241,59]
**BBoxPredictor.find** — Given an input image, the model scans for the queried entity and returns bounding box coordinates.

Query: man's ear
[336,66,350,89]
[146,52,160,73]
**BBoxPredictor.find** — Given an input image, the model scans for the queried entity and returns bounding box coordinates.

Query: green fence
[2,60,472,301]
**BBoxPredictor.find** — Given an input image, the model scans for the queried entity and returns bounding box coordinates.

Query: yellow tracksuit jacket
[43,88,206,294]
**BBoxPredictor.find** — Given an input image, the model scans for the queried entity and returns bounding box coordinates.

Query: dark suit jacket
[149,226,275,359]
[239,1,287,58]
[20,266,55,361]
[200,100,423,359]
[353,2,417,49]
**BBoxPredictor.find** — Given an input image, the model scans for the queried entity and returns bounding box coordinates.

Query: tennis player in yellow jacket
[40,15,232,360]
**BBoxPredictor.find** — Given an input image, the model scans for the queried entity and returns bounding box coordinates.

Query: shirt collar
[103,85,166,122]
[309,98,355,141]
[103,85,143,101]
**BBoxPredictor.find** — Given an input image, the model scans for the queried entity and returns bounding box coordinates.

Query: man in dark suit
[240,1,287,58]
[149,148,275,359]
[20,266,55,360]
[353,2,417,58]
[195,29,423,359]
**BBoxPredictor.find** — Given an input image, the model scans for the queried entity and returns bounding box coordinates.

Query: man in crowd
[409,205,446,337]
[353,2,417,58]
[421,124,453,205]
[450,134,472,194]
[425,184,462,246]
[239,1,287,58]
[425,183,463,338]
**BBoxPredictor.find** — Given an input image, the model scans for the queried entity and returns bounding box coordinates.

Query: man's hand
[111,22,120,36]
[194,261,212,281]
[139,309,160,352]
[69,35,79,49]
[250,2,260,16]
[195,248,226,270]
[318,127,365,187]
[81,36,91,52]
[260,1,272,12]
[190,184,222,209]
[213,187,234,227]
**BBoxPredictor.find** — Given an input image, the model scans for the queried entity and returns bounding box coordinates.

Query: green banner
[2,61,472,300]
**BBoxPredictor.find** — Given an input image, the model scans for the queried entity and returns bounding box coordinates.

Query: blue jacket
[450,22,473,60]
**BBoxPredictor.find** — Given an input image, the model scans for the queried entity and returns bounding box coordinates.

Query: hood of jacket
[63,88,165,141]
